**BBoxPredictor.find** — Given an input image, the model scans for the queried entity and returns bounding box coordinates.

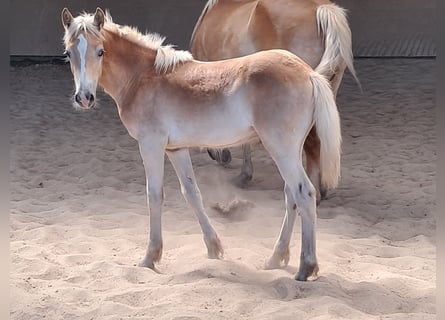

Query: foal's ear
[61,8,74,29]
[93,7,105,30]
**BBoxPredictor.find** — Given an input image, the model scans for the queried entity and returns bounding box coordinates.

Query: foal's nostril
[85,92,95,104]
[75,93,81,104]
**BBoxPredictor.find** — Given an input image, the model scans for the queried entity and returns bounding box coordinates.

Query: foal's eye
[98,49,104,57]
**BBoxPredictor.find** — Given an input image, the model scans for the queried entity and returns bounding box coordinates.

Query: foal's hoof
[139,246,162,270]
[138,257,155,269]
[295,262,319,281]
[205,235,224,259]
[264,248,290,270]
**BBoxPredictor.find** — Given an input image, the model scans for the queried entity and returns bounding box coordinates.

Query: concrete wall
[338,0,436,56]
[10,0,206,56]
[10,0,436,57]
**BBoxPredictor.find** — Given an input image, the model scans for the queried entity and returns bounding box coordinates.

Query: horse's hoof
[265,248,290,270]
[207,148,232,165]
[139,258,155,269]
[220,149,232,165]
[205,235,224,259]
[295,262,319,281]
[207,148,218,161]
[233,172,253,188]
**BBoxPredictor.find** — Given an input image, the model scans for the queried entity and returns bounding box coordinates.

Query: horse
[190,0,357,200]
[61,7,341,281]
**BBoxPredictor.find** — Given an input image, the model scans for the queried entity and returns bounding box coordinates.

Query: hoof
[207,148,232,165]
[233,172,253,188]
[220,149,232,165]
[205,235,224,259]
[265,247,290,270]
[295,262,319,281]
[207,148,218,161]
[139,257,155,269]
[139,245,162,269]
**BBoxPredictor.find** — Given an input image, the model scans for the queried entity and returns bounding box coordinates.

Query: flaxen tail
[315,3,360,87]
[310,72,342,189]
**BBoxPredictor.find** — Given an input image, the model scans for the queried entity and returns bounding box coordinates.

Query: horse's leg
[166,148,224,259]
[303,126,324,203]
[264,183,296,269]
[257,131,318,281]
[138,140,166,269]
[234,143,253,188]
[273,155,318,281]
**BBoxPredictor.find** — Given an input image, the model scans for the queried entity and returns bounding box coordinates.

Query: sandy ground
[10,58,436,319]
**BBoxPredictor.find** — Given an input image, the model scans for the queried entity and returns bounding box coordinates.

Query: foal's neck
[99,29,157,107]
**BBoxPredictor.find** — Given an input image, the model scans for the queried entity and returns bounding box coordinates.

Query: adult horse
[191,0,357,200]
[61,7,341,281]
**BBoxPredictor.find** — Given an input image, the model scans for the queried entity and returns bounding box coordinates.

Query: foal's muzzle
[75,91,95,109]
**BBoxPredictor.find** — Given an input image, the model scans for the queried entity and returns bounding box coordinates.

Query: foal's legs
[138,141,166,269]
[270,154,318,280]
[264,183,297,269]
[257,129,319,281]
[272,155,318,280]
[166,148,224,259]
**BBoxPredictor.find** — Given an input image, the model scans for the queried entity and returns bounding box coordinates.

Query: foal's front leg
[138,140,166,269]
[167,148,224,259]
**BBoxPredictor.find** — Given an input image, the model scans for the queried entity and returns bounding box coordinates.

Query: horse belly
[167,100,255,149]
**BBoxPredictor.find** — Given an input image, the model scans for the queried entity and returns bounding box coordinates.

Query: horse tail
[309,71,342,189]
[315,3,360,87]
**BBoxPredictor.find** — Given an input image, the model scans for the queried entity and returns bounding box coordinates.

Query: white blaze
[77,34,88,88]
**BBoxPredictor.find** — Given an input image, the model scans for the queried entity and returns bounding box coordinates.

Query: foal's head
[61,8,106,109]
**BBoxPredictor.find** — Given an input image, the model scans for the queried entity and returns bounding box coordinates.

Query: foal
[61,7,341,281]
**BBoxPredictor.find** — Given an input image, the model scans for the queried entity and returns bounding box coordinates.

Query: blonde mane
[64,10,193,74]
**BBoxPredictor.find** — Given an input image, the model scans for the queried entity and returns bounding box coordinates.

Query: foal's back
[146,49,315,149]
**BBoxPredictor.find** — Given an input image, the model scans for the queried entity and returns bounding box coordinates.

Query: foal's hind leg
[258,133,319,281]
[167,148,224,259]
[264,184,296,269]
[274,156,318,281]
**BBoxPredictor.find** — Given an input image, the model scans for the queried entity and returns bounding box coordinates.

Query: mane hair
[64,10,193,74]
